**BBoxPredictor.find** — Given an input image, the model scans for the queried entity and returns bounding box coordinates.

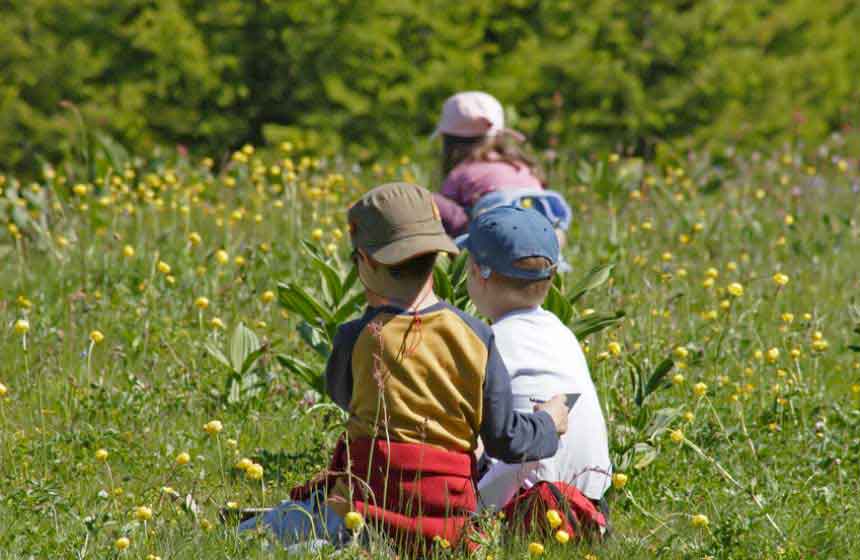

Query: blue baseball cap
[460,206,559,280]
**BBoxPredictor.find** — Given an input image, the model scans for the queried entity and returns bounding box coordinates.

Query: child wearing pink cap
[433,91,545,236]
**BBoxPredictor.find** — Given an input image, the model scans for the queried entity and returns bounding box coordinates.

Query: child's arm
[432,193,469,236]
[480,336,565,463]
[324,319,369,410]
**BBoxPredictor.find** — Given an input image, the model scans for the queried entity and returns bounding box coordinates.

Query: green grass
[1,142,859,559]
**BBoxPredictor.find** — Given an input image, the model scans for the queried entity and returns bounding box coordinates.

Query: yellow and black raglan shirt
[325,302,559,463]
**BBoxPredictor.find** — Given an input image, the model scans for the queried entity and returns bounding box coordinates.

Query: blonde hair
[487,256,555,308]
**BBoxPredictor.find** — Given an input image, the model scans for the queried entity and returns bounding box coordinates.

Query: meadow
[1,138,859,559]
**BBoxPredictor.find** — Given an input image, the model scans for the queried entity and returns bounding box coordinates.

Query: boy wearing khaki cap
[241,182,569,554]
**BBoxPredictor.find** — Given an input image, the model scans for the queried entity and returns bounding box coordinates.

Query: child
[240,182,570,554]
[432,91,546,237]
[461,205,612,514]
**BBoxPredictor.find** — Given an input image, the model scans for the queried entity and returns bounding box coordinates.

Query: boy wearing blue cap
[462,206,612,514]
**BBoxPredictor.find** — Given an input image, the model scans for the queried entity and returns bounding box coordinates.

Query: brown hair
[490,256,555,307]
[442,133,545,183]
[388,252,438,282]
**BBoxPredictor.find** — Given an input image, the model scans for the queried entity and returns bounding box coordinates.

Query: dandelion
[669,429,684,444]
[607,341,622,356]
[200,519,213,531]
[345,511,364,531]
[115,537,130,551]
[175,452,191,466]
[674,346,689,360]
[612,472,628,489]
[203,420,223,435]
[781,313,794,324]
[261,290,275,304]
[210,317,225,330]
[528,542,545,556]
[672,374,685,386]
[14,319,29,335]
[235,458,253,471]
[245,463,264,480]
[812,339,829,352]
[188,232,202,246]
[90,330,104,344]
[693,382,708,397]
[0,382,7,397]
[727,282,744,297]
[311,228,324,241]
[134,506,153,522]
[215,250,229,265]
[546,509,562,529]
[194,297,210,310]
[157,261,171,275]
[705,267,719,279]
[773,272,789,286]
[691,513,709,528]
[122,245,135,258]
[95,448,109,462]
[555,529,570,544]
[683,411,695,422]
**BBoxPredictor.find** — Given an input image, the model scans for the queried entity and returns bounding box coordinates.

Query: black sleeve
[479,335,560,463]
[325,325,357,410]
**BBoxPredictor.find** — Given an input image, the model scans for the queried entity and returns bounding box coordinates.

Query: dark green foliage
[3,0,860,172]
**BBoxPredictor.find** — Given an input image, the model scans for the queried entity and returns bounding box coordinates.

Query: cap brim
[454,233,471,251]
[368,233,459,265]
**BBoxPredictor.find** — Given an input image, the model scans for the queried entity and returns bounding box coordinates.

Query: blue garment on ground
[238,495,347,549]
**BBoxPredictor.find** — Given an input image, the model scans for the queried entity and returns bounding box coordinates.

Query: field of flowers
[1,138,859,559]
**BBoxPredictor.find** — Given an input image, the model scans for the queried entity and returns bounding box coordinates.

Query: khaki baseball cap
[348,182,459,265]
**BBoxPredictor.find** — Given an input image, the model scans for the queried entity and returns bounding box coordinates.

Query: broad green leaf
[544,284,573,325]
[205,342,232,371]
[568,263,615,304]
[645,407,682,441]
[333,291,367,324]
[642,356,675,404]
[278,282,335,325]
[298,321,331,358]
[230,323,260,373]
[277,354,326,395]
[571,310,626,340]
[302,240,344,305]
[631,442,658,470]
[433,263,454,302]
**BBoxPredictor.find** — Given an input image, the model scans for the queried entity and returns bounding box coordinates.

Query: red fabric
[502,481,606,541]
[291,438,478,553]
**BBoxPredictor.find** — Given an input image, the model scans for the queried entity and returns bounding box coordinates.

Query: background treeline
[3,0,860,172]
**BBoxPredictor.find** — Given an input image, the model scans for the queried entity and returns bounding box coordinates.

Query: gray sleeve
[325,326,356,410]
[479,335,560,463]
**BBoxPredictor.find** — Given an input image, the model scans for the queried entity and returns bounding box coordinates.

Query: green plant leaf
[302,240,344,305]
[569,263,615,304]
[230,323,260,373]
[641,356,675,404]
[298,321,330,358]
[544,283,573,325]
[277,354,325,395]
[205,342,232,371]
[571,310,626,340]
[278,282,335,325]
[433,263,454,302]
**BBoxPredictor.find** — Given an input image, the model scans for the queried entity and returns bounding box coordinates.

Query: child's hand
[534,395,569,435]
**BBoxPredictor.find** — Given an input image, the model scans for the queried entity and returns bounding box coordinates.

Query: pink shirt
[436,159,543,235]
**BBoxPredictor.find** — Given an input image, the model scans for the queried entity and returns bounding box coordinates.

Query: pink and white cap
[433,91,524,141]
